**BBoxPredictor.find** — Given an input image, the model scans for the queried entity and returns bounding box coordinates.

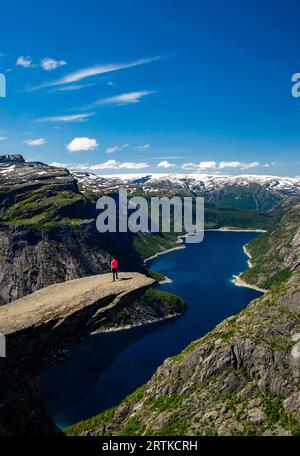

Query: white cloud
[135,144,150,151]
[181,161,270,171]
[50,83,96,92]
[51,159,149,171]
[182,161,217,170]
[29,56,160,90]
[37,113,94,123]
[157,160,176,169]
[40,57,67,71]
[0,136,7,140]
[50,161,90,170]
[219,161,261,170]
[90,160,149,170]
[50,161,68,168]
[106,144,129,153]
[23,138,46,146]
[17,55,67,71]
[67,137,98,152]
[90,90,156,107]
[16,56,34,68]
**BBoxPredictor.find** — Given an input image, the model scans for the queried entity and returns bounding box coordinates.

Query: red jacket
[111,259,118,269]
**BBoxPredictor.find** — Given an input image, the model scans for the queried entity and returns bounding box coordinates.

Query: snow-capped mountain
[72,171,300,193]
[72,172,300,212]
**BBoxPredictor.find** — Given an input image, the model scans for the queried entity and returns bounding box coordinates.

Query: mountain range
[1,154,300,436]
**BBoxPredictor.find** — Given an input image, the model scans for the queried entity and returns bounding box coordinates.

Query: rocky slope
[241,201,300,290]
[97,288,186,332]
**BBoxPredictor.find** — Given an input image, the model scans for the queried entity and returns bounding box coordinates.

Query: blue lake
[40,231,262,429]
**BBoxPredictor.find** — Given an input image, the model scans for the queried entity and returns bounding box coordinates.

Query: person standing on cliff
[111,257,119,281]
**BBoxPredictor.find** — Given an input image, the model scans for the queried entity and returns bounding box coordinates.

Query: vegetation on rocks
[96,288,186,332]
[241,202,300,289]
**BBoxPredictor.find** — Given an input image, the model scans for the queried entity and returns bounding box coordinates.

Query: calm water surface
[41,231,262,428]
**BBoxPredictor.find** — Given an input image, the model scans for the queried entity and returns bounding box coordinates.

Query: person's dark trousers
[112,268,118,281]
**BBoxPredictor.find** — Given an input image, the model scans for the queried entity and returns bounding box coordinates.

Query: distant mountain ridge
[73,171,300,191]
[73,171,300,213]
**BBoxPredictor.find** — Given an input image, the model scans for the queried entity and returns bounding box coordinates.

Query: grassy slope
[0,185,92,228]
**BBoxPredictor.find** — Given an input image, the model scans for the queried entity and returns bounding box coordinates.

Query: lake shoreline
[231,240,268,293]
[144,227,266,264]
[144,227,267,293]
[207,227,267,233]
[231,274,267,293]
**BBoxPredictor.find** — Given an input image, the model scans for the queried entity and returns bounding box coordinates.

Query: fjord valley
[1,154,300,436]
[66,202,300,437]
[41,230,261,429]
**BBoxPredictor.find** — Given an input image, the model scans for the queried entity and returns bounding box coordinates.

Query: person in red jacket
[111,257,119,281]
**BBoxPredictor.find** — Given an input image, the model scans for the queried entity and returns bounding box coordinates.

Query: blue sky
[1,0,300,176]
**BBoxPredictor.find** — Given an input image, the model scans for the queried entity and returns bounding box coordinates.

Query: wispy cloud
[36,113,94,123]
[66,137,98,152]
[23,138,47,146]
[28,56,160,91]
[0,136,7,141]
[157,160,176,169]
[17,55,67,71]
[182,161,270,171]
[40,57,67,71]
[90,160,149,170]
[88,90,156,108]
[106,144,129,153]
[219,161,268,170]
[135,144,150,151]
[50,83,96,92]
[51,159,149,170]
[182,161,217,171]
[16,56,34,68]
[50,161,90,170]
[50,160,149,171]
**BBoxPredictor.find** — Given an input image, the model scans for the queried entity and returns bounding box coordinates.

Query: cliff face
[0,156,144,304]
[0,223,145,304]
[0,273,155,436]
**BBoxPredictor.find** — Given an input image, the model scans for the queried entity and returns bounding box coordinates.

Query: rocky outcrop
[97,288,186,332]
[67,272,300,437]
[0,154,25,163]
[0,273,155,435]
[0,223,145,304]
